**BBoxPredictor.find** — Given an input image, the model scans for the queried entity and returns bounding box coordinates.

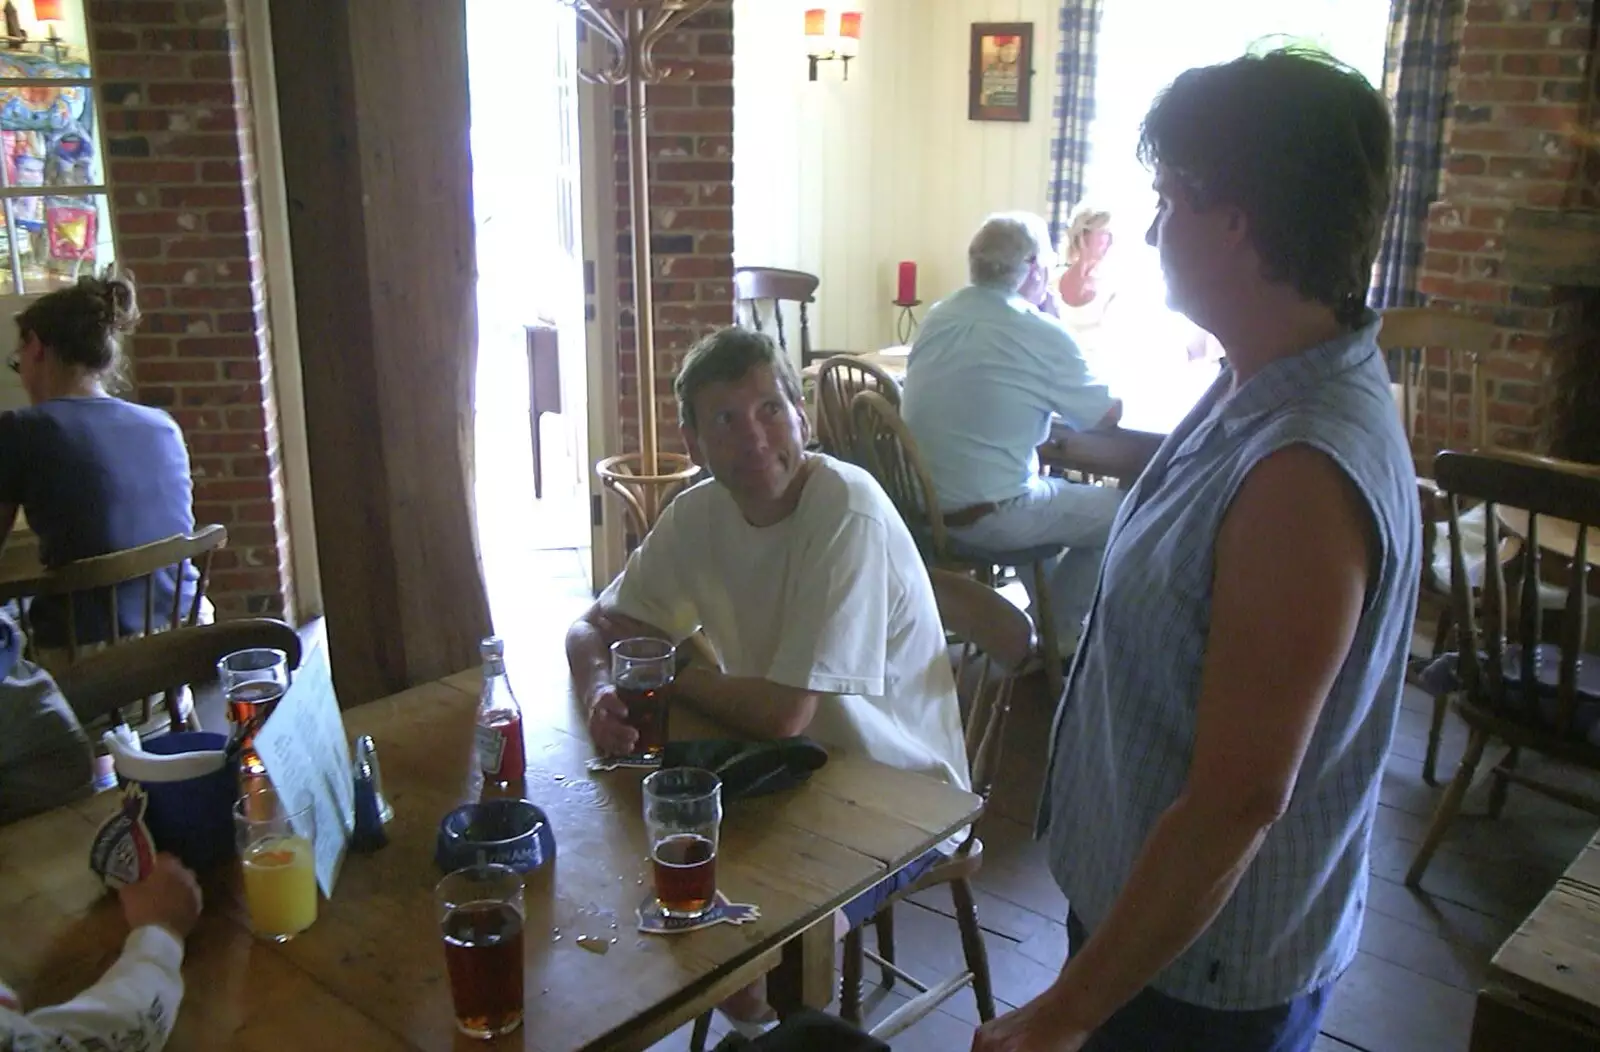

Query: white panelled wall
[734,0,1063,354]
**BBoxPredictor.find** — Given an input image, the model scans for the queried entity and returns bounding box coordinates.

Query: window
[1071,0,1389,431]
[0,2,113,301]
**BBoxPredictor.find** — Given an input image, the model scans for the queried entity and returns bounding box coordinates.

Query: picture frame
[968,22,1033,122]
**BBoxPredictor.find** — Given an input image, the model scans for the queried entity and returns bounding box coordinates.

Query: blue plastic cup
[132,731,237,870]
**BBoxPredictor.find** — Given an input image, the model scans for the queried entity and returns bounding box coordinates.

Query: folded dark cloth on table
[661,736,828,801]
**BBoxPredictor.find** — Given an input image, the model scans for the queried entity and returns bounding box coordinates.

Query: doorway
[466,0,594,643]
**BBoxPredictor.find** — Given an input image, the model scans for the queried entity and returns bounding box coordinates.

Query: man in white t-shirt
[566,326,969,1031]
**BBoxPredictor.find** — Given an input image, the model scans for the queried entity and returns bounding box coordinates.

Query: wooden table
[0,672,981,1051]
[1038,421,1165,489]
[1470,831,1600,1050]
[1494,506,1600,568]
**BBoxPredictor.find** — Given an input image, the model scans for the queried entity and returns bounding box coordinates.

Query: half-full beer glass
[642,767,722,919]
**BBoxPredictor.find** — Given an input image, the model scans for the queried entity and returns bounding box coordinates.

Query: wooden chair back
[816,355,901,462]
[929,568,1034,811]
[8,525,227,663]
[1378,307,1498,467]
[850,389,947,561]
[53,617,302,728]
[1436,450,1600,737]
[734,266,820,365]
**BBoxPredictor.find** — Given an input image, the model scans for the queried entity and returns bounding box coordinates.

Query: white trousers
[949,477,1123,650]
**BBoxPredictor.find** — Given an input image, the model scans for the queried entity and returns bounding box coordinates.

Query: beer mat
[586,753,660,772]
[637,892,760,934]
[88,787,158,889]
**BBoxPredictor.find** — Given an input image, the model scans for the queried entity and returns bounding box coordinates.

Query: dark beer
[442,901,525,1038]
[227,680,284,735]
[651,833,716,918]
[617,672,669,758]
[227,680,284,775]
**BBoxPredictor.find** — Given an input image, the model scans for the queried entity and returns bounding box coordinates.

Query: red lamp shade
[805,8,862,58]
[32,0,64,21]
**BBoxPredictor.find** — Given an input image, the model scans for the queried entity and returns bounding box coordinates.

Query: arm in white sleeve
[2,925,185,1051]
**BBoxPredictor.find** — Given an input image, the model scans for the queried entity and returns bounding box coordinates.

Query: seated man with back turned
[566,326,969,1031]
[902,212,1124,656]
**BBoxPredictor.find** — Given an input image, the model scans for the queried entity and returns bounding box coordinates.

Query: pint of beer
[436,864,525,1039]
[642,767,722,919]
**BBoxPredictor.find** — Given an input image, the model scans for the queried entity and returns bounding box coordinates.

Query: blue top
[901,285,1116,508]
[0,397,197,647]
[1038,313,1421,1009]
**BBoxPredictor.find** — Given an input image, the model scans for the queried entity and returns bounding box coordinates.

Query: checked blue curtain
[1370,0,1461,308]
[1046,1,1105,250]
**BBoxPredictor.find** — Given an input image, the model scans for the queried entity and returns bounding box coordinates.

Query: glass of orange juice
[235,786,317,942]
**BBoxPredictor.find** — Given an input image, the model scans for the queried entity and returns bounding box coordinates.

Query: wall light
[805,8,861,82]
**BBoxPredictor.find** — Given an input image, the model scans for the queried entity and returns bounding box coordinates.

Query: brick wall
[612,1,736,457]
[1417,0,1597,453]
[88,0,292,618]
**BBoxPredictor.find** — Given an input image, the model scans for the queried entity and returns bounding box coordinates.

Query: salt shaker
[350,735,391,853]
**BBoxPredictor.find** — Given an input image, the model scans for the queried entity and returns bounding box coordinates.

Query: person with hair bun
[0,271,200,674]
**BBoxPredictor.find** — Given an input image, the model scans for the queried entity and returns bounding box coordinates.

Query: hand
[971,994,1090,1052]
[586,683,639,756]
[118,852,202,940]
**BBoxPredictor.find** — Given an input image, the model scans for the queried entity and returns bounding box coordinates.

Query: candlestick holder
[892,298,922,345]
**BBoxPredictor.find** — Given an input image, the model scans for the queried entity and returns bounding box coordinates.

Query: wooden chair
[2,525,228,730]
[851,390,1066,700]
[53,618,302,729]
[815,355,900,462]
[734,266,821,366]
[1405,451,1600,889]
[1378,307,1515,785]
[839,567,1033,1035]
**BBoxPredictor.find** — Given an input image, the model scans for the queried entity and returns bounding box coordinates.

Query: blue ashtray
[434,798,555,875]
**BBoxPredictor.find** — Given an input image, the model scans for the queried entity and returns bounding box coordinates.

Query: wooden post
[269,0,492,705]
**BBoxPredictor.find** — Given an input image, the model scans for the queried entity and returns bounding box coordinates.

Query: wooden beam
[268,0,491,706]
[1504,208,1600,287]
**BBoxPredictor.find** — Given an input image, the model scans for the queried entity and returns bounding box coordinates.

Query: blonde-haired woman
[1057,206,1113,308]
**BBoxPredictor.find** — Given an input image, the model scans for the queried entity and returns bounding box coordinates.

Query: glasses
[219,648,289,777]
[235,787,318,942]
[611,637,675,760]
[437,864,525,1039]
[643,767,722,920]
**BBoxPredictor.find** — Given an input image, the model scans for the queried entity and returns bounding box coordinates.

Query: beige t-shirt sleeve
[609,499,702,644]
[765,510,888,697]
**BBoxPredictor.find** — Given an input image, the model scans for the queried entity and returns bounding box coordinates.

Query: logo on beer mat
[637,892,760,935]
[586,753,660,772]
[88,787,157,889]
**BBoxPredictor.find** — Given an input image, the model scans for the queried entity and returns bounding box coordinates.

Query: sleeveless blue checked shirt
[1038,312,1420,1010]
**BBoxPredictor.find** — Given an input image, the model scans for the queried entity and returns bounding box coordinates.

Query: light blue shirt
[901,285,1115,508]
[1038,313,1421,1009]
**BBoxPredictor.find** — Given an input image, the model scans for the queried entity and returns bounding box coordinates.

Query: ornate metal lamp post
[565,0,713,535]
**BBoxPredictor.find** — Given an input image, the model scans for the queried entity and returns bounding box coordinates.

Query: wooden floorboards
[477,540,1600,1051]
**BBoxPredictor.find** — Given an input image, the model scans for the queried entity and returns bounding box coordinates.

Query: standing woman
[0,271,199,674]
[974,50,1419,1052]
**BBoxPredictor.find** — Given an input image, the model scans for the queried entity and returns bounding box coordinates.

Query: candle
[896,261,917,304]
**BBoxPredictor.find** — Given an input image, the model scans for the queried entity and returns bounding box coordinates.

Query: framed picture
[969,23,1033,122]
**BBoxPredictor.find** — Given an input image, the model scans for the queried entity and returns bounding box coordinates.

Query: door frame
[578,32,625,593]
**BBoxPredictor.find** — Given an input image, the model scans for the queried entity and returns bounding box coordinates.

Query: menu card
[253,626,352,898]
